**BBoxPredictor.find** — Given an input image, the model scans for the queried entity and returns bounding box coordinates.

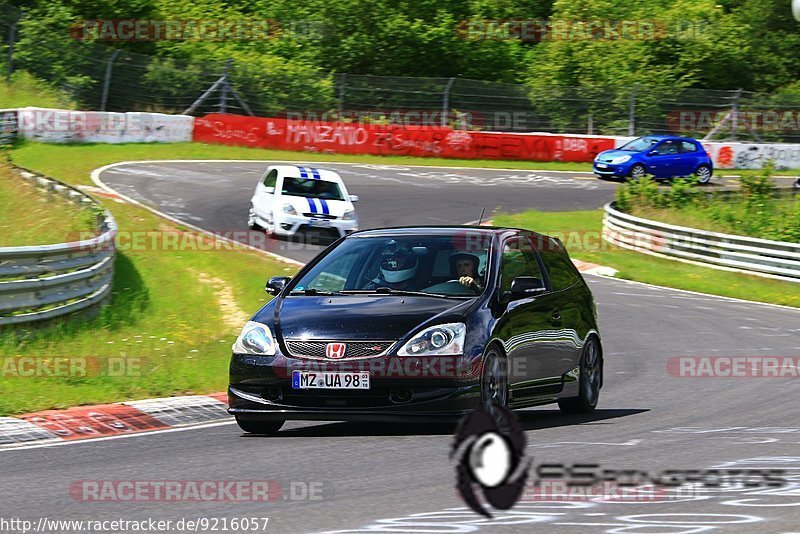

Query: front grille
[302,213,337,219]
[285,340,395,360]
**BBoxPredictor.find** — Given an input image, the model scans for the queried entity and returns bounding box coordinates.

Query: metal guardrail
[0,168,117,326]
[602,202,800,283]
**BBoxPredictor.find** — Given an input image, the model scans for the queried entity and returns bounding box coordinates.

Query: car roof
[639,134,698,142]
[268,165,344,182]
[349,225,553,242]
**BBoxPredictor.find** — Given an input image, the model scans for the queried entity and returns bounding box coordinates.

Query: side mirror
[509,276,547,298]
[349,194,359,203]
[265,276,291,295]
[648,150,660,157]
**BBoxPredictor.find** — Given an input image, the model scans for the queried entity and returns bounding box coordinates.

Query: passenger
[450,251,483,292]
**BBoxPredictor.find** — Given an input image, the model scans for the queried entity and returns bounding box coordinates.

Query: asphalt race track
[2,161,799,533]
[96,161,619,264]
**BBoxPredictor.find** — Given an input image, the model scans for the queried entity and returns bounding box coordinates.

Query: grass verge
[0,149,300,415]
[0,72,76,109]
[493,209,800,308]
[0,162,97,247]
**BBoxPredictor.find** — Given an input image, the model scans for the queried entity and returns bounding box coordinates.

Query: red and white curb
[572,259,619,277]
[0,393,229,448]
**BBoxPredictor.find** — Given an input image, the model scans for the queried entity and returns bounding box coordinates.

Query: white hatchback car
[248,165,359,238]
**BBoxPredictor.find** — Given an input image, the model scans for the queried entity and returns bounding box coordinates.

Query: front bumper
[274,214,358,238]
[228,351,482,422]
[593,162,631,177]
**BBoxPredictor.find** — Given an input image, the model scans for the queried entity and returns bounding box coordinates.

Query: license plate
[309,218,332,227]
[292,371,370,389]
[596,163,608,169]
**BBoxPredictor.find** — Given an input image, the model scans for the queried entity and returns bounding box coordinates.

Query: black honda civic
[228,226,602,434]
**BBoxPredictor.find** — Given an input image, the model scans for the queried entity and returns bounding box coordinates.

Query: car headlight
[282,203,297,215]
[342,209,356,221]
[397,323,466,356]
[611,155,631,164]
[232,321,276,356]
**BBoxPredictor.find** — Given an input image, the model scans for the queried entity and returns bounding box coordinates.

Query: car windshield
[619,137,660,152]
[282,177,345,200]
[290,234,492,297]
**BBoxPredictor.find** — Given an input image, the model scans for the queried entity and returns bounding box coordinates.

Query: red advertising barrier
[193,114,614,163]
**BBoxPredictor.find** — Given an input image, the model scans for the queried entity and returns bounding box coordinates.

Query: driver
[364,246,418,290]
[450,251,483,292]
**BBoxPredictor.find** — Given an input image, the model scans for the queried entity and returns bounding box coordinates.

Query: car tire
[235,417,284,435]
[480,346,509,422]
[629,164,646,181]
[558,336,602,414]
[695,165,712,184]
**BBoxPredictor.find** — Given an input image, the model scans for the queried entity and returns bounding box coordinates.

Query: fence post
[442,77,455,127]
[337,73,346,119]
[6,10,22,83]
[100,48,121,112]
[218,59,232,114]
[731,88,742,141]
[628,84,638,136]
[588,113,594,135]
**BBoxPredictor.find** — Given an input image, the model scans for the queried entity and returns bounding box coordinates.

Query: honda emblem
[326,343,346,359]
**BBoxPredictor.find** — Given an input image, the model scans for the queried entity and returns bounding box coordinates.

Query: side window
[538,238,580,291]
[657,140,679,155]
[262,169,278,188]
[681,141,697,153]
[500,237,544,292]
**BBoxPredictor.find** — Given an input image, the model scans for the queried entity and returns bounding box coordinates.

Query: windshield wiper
[289,288,341,296]
[339,288,461,299]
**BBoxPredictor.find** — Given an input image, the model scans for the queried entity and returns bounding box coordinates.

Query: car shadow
[241,408,648,438]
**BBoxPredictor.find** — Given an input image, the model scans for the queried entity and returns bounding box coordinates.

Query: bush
[616,162,800,243]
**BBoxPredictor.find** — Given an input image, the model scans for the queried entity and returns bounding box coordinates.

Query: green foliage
[667,176,700,209]
[2,0,799,121]
[619,176,667,210]
[617,163,799,243]
[527,0,800,93]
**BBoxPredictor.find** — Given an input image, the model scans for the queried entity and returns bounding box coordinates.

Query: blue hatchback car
[593,135,714,183]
